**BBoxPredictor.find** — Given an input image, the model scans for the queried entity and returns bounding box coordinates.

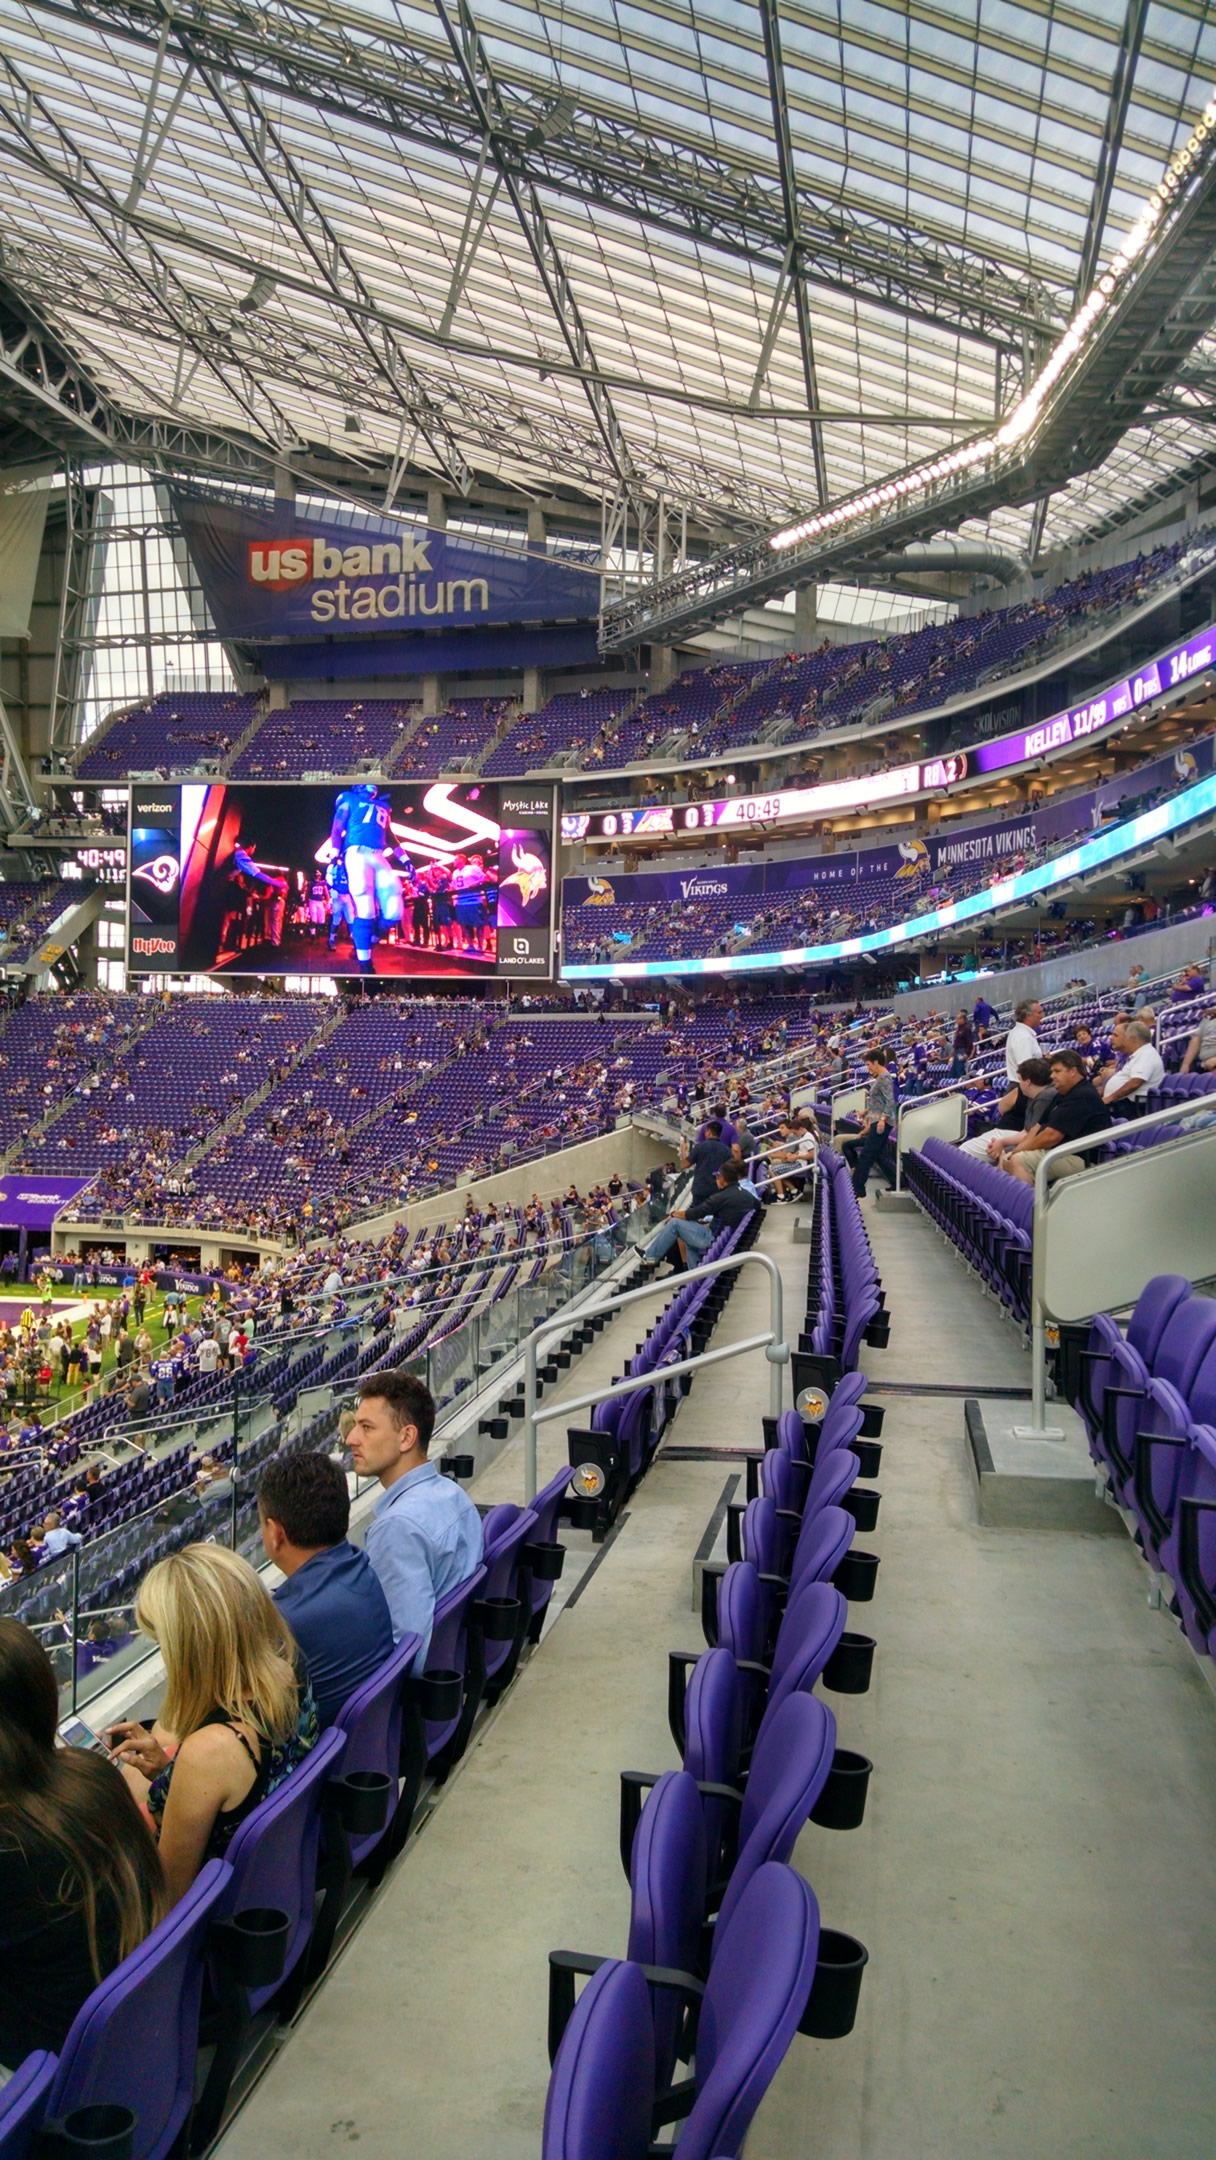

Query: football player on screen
[320,781,404,973]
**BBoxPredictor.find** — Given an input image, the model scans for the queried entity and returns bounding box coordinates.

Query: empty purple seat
[334,1628,423,1878]
[0,2053,57,2160]
[398,1564,488,1821]
[542,1961,655,2160]
[478,1503,541,1699]
[545,1864,820,2160]
[193,1727,353,2144]
[1076,1275,1190,1454]
[1175,1424,1216,1656]
[1103,1297,1216,1499]
[526,1464,574,1641]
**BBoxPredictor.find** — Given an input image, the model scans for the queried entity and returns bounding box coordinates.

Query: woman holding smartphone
[109,1543,318,1908]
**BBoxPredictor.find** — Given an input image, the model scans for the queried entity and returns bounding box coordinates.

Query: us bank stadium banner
[128,779,555,981]
[169,489,599,642]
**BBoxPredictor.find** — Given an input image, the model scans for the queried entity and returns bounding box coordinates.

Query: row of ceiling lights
[770,90,1216,555]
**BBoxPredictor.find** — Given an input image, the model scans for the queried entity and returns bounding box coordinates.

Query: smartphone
[57,1715,108,1754]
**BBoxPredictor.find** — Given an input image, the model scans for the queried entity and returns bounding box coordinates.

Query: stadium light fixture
[236,273,277,316]
[769,91,1216,557]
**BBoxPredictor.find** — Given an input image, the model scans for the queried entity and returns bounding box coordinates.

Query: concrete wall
[337,1123,675,1245]
[51,1122,677,1269]
[889,916,1216,1020]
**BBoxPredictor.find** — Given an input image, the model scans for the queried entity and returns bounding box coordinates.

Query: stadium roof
[0,0,1214,556]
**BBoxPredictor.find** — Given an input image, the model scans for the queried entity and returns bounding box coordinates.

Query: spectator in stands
[1005,998,1044,1080]
[950,1010,974,1077]
[976,1059,1056,1165]
[841,1049,898,1199]
[972,993,998,1036]
[108,1544,319,1905]
[1001,1052,1112,1184]
[767,1116,819,1200]
[39,1509,82,1559]
[1101,1019,1164,1108]
[348,1372,482,1670]
[681,1118,731,1204]
[642,1158,759,1273]
[1181,1011,1216,1073]
[0,1617,165,2073]
[257,1449,393,1727]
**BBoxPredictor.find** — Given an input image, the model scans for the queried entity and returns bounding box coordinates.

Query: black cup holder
[475,1596,521,1642]
[39,2105,137,2158]
[821,1630,875,1695]
[332,1770,392,1836]
[220,1905,290,1990]
[800,1928,869,2039]
[859,1401,885,1438]
[502,1394,525,1417]
[809,1748,872,1831]
[481,1416,509,1440]
[447,1453,476,1481]
[842,1486,881,1534]
[566,1496,601,1530]
[540,1362,559,1383]
[525,1539,566,1582]
[850,1438,883,1479]
[834,1549,880,1603]
[411,1668,463,1722]
[553,1348,572,1368]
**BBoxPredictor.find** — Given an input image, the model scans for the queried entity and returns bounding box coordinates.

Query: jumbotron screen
[126,779,555,979]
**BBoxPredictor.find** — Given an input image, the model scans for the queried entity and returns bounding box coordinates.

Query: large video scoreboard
[126,778,556,981]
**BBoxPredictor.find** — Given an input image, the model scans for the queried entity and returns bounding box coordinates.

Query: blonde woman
[109,1544,318,1906]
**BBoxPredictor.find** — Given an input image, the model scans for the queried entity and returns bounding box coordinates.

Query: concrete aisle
[751,1201,1216,2160]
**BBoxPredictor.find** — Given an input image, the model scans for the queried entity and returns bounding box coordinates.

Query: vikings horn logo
[500,845,549,908]
[584,876,617,905]
[895,840,929,878]
[132,854,179,895]
[1174,748,1198,783]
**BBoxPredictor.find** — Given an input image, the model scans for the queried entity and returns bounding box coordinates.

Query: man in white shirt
[1102,1019,1164,1106]
[1004,998,1044,1083]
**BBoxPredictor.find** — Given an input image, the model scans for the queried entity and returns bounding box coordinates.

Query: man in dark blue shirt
[258,1447,394,1726]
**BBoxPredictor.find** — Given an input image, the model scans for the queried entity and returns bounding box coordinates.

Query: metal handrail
[521,1249,789,1499]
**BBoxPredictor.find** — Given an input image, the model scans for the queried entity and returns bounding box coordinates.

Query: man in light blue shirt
[41,1511,83,1559]
[349,1370,482,1671]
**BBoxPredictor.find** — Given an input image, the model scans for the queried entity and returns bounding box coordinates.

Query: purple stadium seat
[542,1960,655,2160]
[334,1628,424,1877]
[526,1464,575,1641]
[545,1864,820,2160]
[477,1503,541,1701]
[193,1728,359,2144]
[44,1857,233,2160]
[0,2054,58,2160]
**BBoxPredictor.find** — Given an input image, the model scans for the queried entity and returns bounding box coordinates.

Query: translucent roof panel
[0,0,1211,555]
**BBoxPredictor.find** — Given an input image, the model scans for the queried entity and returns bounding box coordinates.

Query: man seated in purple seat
[258,1448,393,1727]
[642,1158,759,1273]
[1001,1053,1112,1184]
[348,1371,482,1671]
